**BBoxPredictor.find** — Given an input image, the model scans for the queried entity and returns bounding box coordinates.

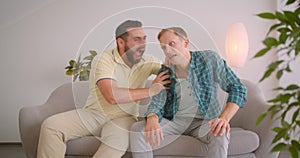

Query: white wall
[0,0,277,142]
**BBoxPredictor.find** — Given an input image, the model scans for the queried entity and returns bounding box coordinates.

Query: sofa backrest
[71,80,152,117]
[70,79,262,128]
[72,81,89,108]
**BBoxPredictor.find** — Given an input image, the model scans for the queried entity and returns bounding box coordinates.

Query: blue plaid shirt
[145,50,247,122]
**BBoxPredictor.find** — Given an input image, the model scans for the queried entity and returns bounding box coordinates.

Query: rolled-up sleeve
[144,89,167,122]
[211,51,247,108]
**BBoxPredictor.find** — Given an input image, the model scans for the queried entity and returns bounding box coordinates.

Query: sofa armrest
[230,80,280,158]
[19,82,76,158]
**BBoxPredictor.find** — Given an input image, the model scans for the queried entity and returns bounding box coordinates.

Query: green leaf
[285,84,300,91]
[286,65,292,72]
[289,146,298,158]
[65,66,73,70]
[79,70,89,81]
[291,27,300,38]
[295,40,300,56]
[276,70,283,80]
[256,113,267,126]
[272,127,282,132]
[296,7,300,15]
[281,93,293,104]
[271,143,287,152]
[292,109,299,123]
[69,60,76,67]
[259,60,283,82]
[278,28,291,34]
[253,47,271,58]
[270,60,284,69]
[65,69,73,76]
[297,120,300,127]
[267,104,282,111]
[275,11,289,23]
[260,68,275,82]
[279,31,288,44]
[267,23,283,35]
[270,108,282,119]
[257,12,276,19]
[267,105,282,119]
[268,95,281,103]
[283,102,299,119]
[286,0,296,5]
[263,37,278,47]
[273,130,288,143]
[281,120,291,129]
[83,55,94,61]
[291,140,300,151]
[273,87,284,91]
[89,50,97,56]
[284,11,299,24]
[298,91,300,104]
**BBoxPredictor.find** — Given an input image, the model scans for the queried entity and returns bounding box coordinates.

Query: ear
[184,38,190,48]
[117,38,125,48]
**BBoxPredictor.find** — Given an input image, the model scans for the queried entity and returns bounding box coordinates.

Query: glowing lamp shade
[225,23,249,68]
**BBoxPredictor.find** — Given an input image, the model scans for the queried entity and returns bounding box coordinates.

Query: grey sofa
[19,79,280,158]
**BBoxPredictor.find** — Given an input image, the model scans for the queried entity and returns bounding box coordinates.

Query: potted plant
[254,0,300,157]
[65,50,97,82]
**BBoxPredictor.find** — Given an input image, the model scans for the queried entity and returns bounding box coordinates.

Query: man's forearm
[110,87,151,104]
[219,102,240,122]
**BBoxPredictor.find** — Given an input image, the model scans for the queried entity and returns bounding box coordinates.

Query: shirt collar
[112,47,124,65]
[170,51,196,75]
[189,51,196,69]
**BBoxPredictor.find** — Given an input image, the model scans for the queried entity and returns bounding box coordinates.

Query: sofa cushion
[228,128,259,155]
[65,128,259,157]
[152,127,259,157]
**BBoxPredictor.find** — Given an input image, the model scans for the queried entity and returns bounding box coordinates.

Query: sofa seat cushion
[228,128,259,155]
[153,127,259,157]
[65,128,259,157]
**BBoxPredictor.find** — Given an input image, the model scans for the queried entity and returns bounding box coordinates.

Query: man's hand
[208,118,230,137]
[208,102,240,137]
[144,114,164,147]
[149,70,172,96]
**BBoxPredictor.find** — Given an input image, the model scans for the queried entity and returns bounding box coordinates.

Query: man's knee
[40,115,60,132]
[100,122,132,151]
[210,133,230,146]
[100,134,130,152]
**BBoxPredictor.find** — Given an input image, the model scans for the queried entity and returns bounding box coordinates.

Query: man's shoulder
[193,50,224,64]
[90,49,118,70]
[193,50,220,58]
[93,49,114,62]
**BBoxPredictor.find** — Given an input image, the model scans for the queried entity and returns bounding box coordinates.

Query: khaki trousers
[37,109,136,158]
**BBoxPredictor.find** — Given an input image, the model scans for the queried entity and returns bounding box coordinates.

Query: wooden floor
[0,143,26,158]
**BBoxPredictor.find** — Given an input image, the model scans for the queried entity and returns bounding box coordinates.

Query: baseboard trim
[0,142,22,145]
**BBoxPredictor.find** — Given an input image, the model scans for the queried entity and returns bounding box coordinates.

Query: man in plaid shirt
[130,27,247,158]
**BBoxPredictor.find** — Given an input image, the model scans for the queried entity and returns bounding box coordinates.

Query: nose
[165,46,172,54]
[139,38,146,45]
[142,39,146,45]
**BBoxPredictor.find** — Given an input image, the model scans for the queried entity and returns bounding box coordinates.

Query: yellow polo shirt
[83,47,161,119]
